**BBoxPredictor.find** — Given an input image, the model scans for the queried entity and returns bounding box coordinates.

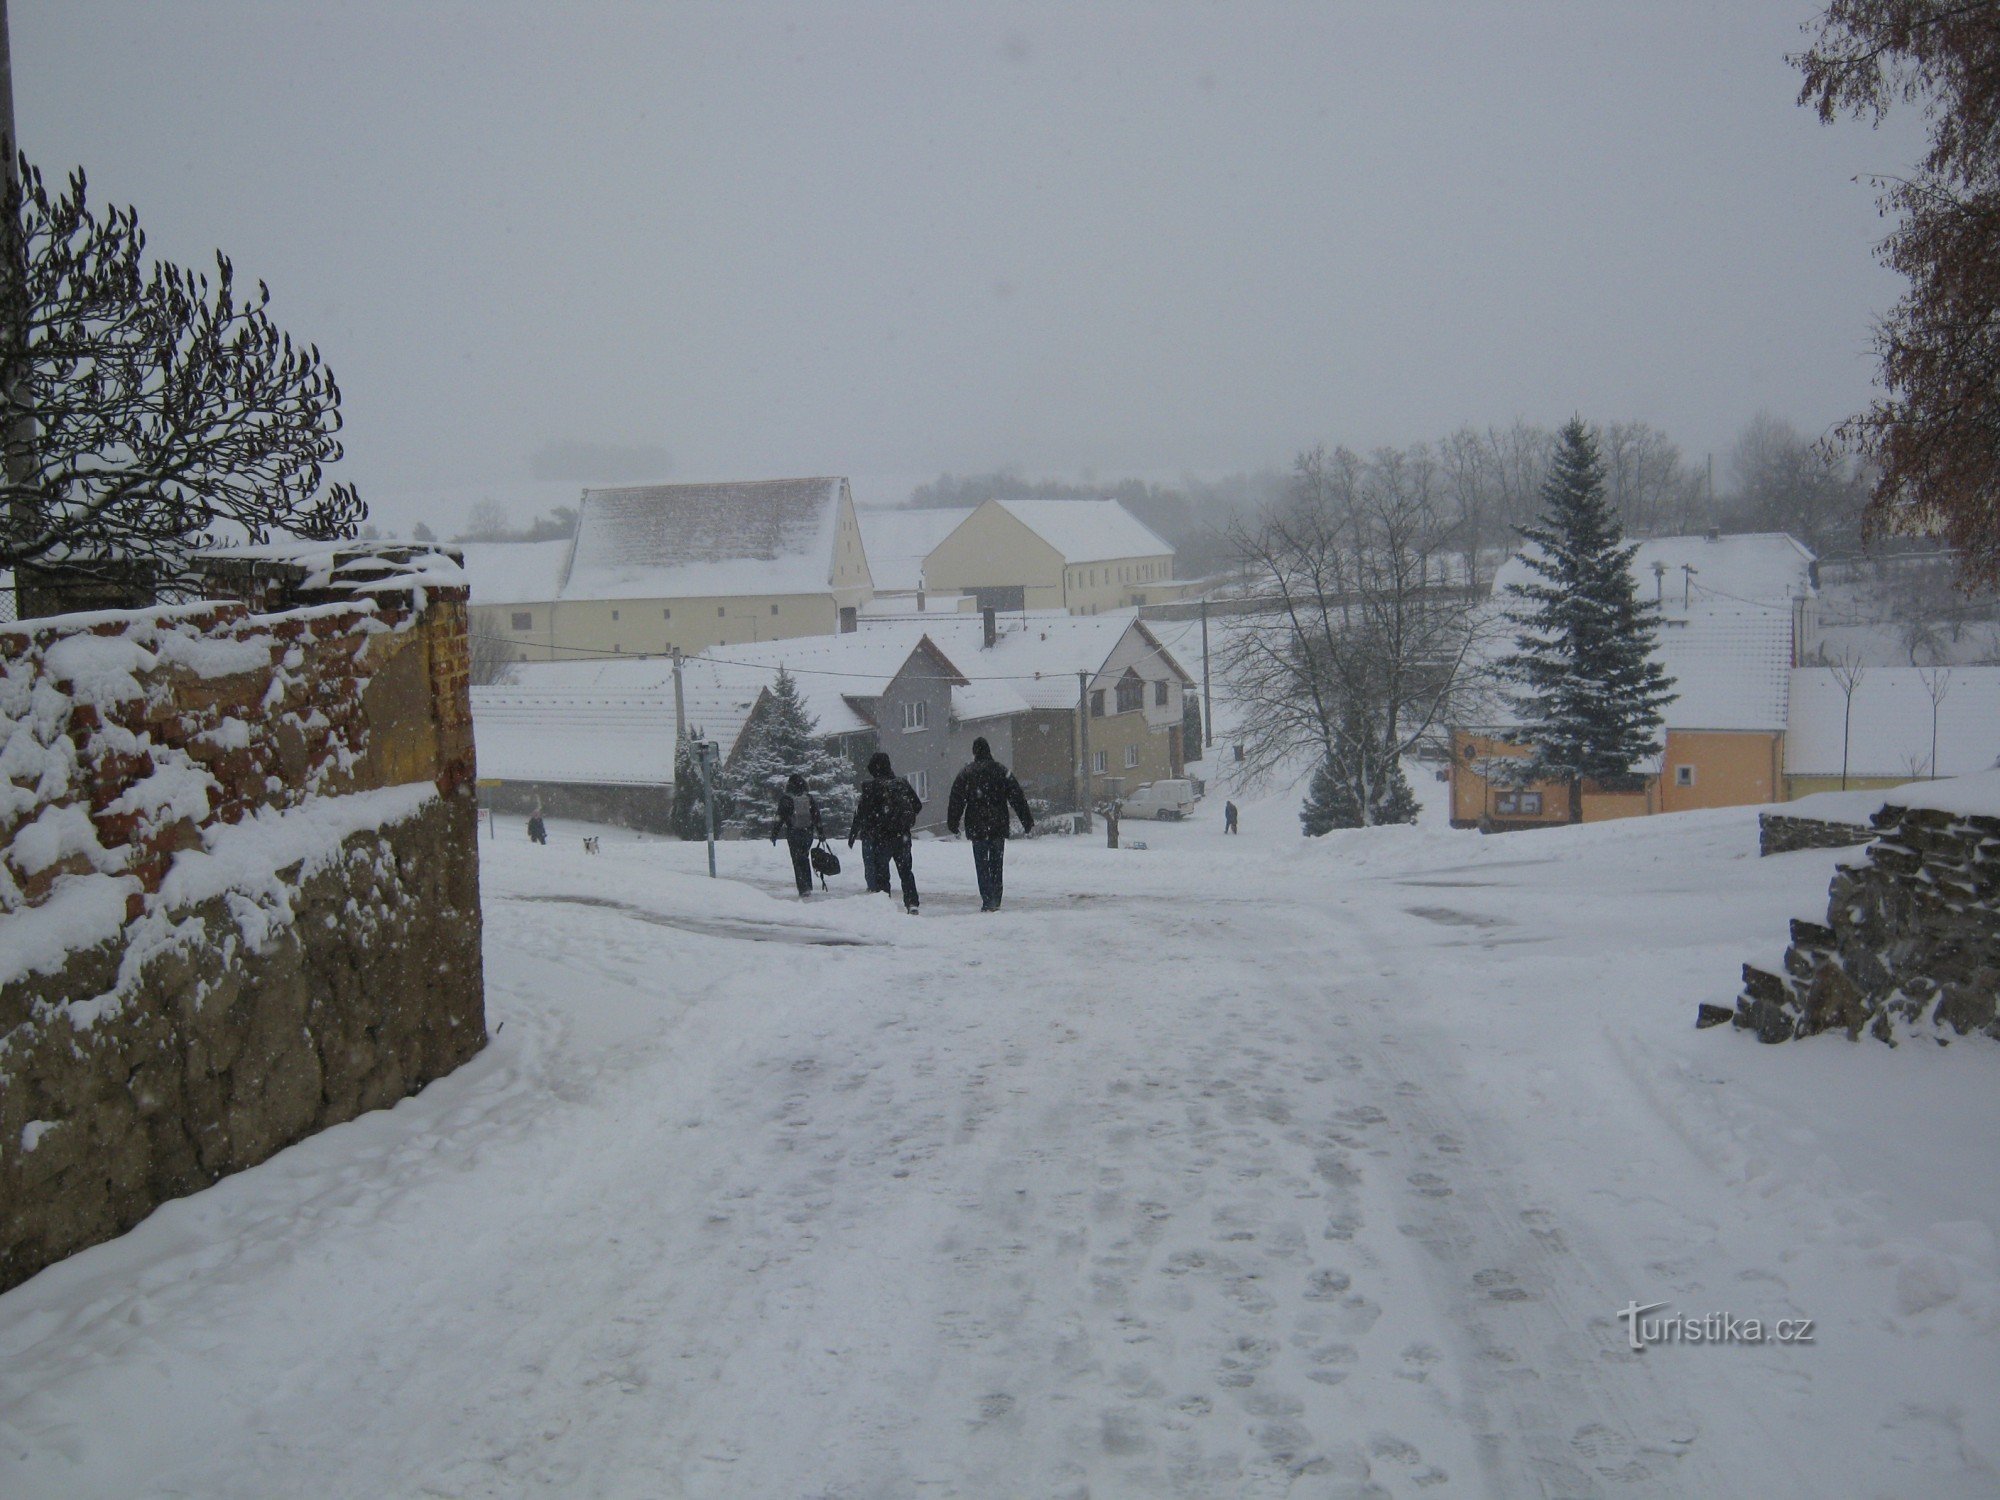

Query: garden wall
[1718,776,2000,1045]
[0,549,485,1291]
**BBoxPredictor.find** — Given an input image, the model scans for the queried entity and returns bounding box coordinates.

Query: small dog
[582,836,601,855]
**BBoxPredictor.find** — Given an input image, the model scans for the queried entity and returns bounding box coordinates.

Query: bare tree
[1918,664,1952,777]
[0,159,363,613]
[1829,651,1869,789]
[1728,412,1869,553]
[469,627,520,688]
[1602,420,1707,537]
[1222,445,1493,826]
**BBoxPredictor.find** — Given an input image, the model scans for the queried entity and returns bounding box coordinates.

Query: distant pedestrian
[770,773,823,897]
[1224,800,1239,834]
[946,737,1034,912]
[527,803,547,845]
[848,751,923,913]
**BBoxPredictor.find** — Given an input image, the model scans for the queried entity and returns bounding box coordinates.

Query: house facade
[466,477,876,665]
[1449,532,1813,828]
[921,499,1175,615]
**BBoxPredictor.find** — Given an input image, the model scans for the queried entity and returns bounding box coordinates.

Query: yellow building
[466,477,874,665]
[921,499,1175,615]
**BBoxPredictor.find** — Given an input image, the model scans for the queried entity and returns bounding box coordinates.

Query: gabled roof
[470,687,677,786]
[855,507,974,592]
[561,477,849,601]
[458,540,574,606]
[867,609,1193,709]
[983,499,1172,565]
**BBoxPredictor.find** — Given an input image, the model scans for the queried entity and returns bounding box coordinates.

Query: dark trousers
[971,837,1006,909]
[866,834,919,909]
[786,832,814,895]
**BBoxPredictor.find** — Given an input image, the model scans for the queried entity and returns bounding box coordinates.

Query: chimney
[982,607,997,649]
[916,588,925,613]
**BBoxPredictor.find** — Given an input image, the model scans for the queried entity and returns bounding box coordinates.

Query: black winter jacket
[947,757,1034,841]
[848,774,922,843]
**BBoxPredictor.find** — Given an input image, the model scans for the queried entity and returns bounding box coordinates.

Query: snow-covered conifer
[1499,418,1675,821]
[718,667,858,834]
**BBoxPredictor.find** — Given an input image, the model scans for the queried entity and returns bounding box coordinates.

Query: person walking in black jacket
[770,773,822,897]
[946,736,1034,911]
[848,751,923,913]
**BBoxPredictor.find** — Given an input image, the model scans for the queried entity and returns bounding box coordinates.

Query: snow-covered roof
[458,540,574,606]
[985,499,1172,565]
[1652,609,1793,731]
[1461,596,1793,734]
[1491,531,1816,615]
[1785,666,2000,778]
[561,477,848,601]
[864,609,1192,710]
[691,628,1033,735]
[855,507,973,592]
[472,688,677,786]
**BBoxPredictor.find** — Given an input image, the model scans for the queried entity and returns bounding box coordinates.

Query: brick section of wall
[1757,812,1877,857]
[1718,802,2000,1044]
[0,565,484,1291]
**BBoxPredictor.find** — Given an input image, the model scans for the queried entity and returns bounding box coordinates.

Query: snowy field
[3,782,1998,1498]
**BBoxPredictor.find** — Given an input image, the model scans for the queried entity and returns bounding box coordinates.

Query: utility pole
[1200,596,1213,748]
[1076,668,1093,834]
[671,646,687,743]
[695,738,719,877]
[1682,563,1697,610]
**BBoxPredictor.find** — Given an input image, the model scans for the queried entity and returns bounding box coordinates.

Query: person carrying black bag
[770,773,823,898]
[848,751,923,914]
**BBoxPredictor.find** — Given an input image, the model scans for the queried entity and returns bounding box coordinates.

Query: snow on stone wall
[0,571,484,1291]
[1720,775,2000,1045]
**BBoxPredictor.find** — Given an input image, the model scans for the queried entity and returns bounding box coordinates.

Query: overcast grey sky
[16,2,1920,531]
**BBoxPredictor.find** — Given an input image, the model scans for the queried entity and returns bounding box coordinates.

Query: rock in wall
[0,794,482,1290]
[1719,801,2000,1045]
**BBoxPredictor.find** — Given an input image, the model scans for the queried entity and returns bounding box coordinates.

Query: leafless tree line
[1220,445,1500,823]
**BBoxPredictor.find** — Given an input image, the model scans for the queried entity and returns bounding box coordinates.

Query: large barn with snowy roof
[465,477,875,667]
[920,498,1176,615]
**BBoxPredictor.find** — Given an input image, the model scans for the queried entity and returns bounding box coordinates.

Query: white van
[1119,778,1199,821]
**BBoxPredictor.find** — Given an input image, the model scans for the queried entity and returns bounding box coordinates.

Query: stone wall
[1717,800,2000,1045]
[1757,812,1877,857]
[0,552,484,1291]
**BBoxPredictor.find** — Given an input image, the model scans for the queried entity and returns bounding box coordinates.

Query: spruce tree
[1498,419,1676,821]
[1299,732,1419,836]
[717,667,859,835]
[672,739,711,841]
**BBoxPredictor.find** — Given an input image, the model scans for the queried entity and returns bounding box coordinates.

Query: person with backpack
[946,736,1034,912]
[769,773,823,898]
[1224,800,1240,834]
[848,751,922,914]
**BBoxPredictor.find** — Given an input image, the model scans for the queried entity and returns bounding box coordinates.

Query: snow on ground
[2,781,1997,1498]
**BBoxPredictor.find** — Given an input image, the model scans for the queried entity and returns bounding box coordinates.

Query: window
[662,608,671,620]
[511,611,532,631]
[913,769,929,800]
[612,609,620,621]
[717,606,726,617]
[1494,791,1543,816]
[1115,674,1143,714]
[1675,765,1696,788]
[1093,750,1107,774]
[770,604,779,615]
[901,700,929,732]
[1124,743,1139,768]
[613,643,621,653]
[1090,689,1105,717]
[1154,679,1168,707]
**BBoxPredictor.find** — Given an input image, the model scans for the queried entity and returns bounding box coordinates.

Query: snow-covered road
[4,795,1997,1498]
